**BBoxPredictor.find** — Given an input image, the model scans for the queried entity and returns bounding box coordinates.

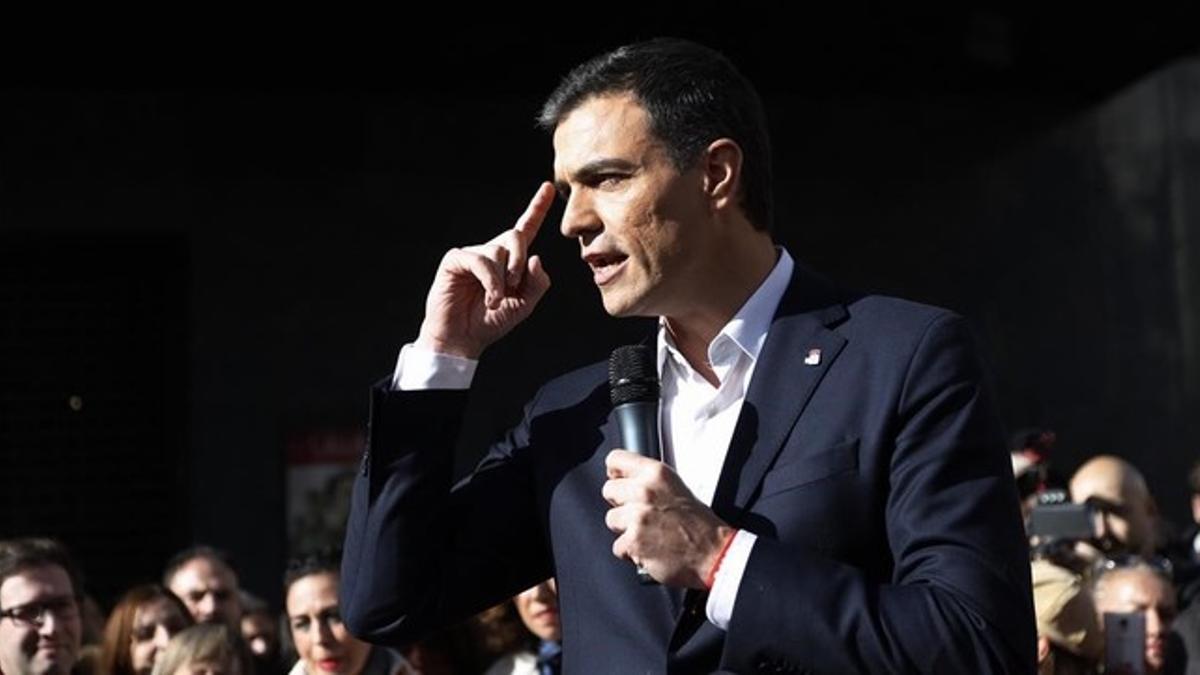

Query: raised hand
[414,182,556,359]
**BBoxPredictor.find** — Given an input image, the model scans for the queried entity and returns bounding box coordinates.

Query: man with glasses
[0,538,82,675]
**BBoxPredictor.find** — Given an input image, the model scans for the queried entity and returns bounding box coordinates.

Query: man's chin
[599,296,635,318]
[38,645,78,666]
[598,290,654,319]
[32,656,75,675]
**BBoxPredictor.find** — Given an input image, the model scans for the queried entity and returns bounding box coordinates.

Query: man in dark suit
[340,38,1036,673]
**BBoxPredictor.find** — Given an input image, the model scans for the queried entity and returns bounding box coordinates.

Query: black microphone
[609,344,661,461]
[609,344,661,584]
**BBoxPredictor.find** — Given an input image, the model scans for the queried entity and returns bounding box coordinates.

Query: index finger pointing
[512,181,556,242]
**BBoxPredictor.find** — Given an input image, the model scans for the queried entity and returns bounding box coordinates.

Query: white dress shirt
[392,249,795,631]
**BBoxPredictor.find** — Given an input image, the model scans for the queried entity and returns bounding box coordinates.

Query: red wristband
[704,529,739,590]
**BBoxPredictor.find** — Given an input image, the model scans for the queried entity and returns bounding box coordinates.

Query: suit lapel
[709,262,848,522]
[669,264,849,655]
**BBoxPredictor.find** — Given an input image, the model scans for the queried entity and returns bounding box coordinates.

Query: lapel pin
[804,348,822,366]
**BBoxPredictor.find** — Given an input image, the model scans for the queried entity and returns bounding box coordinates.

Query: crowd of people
[5,432,1200,674]
[1014,430,1200,674]
[0,541,561,675]
[6,433,1200,675]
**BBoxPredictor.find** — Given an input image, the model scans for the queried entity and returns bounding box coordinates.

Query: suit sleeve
[720,315,1037,674]
[339,381,553,646]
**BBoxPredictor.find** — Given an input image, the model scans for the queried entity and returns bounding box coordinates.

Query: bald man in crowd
[1071,455,1159,559]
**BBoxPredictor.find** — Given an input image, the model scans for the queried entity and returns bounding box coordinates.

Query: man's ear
[701,138,743,212]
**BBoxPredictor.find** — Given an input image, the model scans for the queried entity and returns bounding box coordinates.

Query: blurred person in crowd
[1012,428,1070,523]
[465,603,526,666]
[1170,598,1200,675]
[0,538,84,675]
[1071,456,1159,560]
[1159,461,1200,610]
[80,595,108,646]
[1183,462,1200,558]
[284,552,414,675]
[77,595,110,675]
[100,585,193,675]
[1031,559,1103,674]
[1093,560,1180,674]
[396,606,522,675]
[151,624,254,675]
[164,547,243,630]
[239,591,283,675]
[484,579,561,675]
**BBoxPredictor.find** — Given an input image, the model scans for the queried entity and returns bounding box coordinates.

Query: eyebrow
[553,158,638,198]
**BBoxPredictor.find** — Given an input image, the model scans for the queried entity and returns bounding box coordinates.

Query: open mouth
[585,252,628,286]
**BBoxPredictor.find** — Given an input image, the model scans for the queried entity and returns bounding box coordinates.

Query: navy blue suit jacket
[340,264,1037,674]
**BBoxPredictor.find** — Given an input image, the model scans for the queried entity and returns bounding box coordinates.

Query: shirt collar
[657,248,795,375]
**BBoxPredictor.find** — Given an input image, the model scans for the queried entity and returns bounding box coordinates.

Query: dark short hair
[283,548,341,596]
[0,537,84,599]
[1189,461,1200,496]
[163,545,238,587]
[538,38,773,232]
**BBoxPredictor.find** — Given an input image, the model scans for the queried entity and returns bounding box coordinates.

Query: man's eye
[597,174,625,187]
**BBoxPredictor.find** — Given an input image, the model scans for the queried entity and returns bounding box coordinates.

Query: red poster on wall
[285,429,365,554]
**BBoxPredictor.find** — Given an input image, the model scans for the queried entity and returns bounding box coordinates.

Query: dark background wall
[1,9,1197,609]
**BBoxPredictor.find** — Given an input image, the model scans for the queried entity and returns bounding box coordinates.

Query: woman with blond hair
[152,624,254,675]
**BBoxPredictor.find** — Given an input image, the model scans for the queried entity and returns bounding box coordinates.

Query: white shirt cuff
[705,530,756,630]
[392,343,478,391]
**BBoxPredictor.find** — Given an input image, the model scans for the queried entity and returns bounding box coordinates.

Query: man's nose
[559,191,600,242]
[313,620,336,647]
[38,609,58,635]
[1147,608,1170,636]
[153,625,171,648]
[196,593,216,618]
[532,582,555,603]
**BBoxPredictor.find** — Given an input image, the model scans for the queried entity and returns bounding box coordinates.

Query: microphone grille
[608,345,659,406]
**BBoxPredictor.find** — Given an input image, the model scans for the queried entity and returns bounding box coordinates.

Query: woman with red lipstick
[284,553,415,675]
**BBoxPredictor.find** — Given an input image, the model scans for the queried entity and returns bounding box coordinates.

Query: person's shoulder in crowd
[481,649,537,675]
